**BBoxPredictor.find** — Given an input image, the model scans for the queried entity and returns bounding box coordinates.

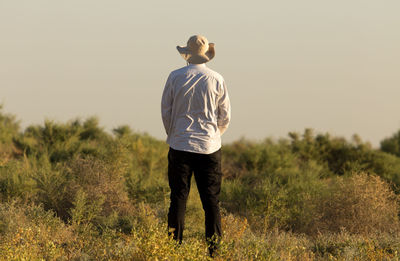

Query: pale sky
[1,0,400,147]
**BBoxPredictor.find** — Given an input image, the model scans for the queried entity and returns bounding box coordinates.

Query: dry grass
[222,210,249,241]
[0,202,74,260]
[1,200,400,260]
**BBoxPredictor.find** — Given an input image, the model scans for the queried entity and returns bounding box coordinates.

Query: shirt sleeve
[161,75,173,135]
[217,80,231,135]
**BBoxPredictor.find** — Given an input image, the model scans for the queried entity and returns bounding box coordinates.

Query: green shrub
[12,117,111,163]
[0,105,19,145]
[0,159,36,202]
[381,130,400,158]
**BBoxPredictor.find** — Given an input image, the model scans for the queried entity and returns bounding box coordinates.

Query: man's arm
[217,81,231,135]
[161,76,173,135]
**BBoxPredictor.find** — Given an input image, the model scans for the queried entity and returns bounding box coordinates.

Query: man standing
[161,35,231,256]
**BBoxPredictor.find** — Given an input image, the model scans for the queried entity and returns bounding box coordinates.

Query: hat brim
[177,43,215,64]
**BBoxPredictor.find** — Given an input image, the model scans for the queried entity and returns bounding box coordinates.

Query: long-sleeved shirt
[161,63,231,154]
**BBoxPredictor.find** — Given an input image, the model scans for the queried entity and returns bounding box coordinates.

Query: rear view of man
[161,35,231,256]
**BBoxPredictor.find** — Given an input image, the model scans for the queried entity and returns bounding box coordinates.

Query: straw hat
[177,35,215,64]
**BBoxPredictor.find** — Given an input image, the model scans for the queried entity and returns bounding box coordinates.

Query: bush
[0,158,37,202]
[0,105,19,166]
[0,105,19,145]
[307,173,400,235]
[12,118,111,163]
[66,157,136,232]
[28,154,137,233]
[381,130,400,158]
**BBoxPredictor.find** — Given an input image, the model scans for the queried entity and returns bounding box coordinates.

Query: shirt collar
[188,63,206,67]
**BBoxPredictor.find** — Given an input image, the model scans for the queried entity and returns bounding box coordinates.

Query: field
[1,106,400,260]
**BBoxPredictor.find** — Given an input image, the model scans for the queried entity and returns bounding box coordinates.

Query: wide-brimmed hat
[177,35,215,64]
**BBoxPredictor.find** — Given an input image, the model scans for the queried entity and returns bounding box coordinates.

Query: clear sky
[1,0,400,146]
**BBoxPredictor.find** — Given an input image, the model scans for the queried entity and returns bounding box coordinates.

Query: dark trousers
[167,147,222,251]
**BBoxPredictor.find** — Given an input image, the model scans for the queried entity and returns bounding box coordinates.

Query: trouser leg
[193,149,222,255]
[167,148,192,243]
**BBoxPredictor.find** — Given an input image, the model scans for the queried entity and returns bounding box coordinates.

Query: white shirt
[161,64,231,154]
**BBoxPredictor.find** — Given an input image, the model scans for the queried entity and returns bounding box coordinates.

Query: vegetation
[381,130,400,158]
[1,106,400,260]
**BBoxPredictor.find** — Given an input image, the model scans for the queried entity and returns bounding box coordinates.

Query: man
[161,35,231,256]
